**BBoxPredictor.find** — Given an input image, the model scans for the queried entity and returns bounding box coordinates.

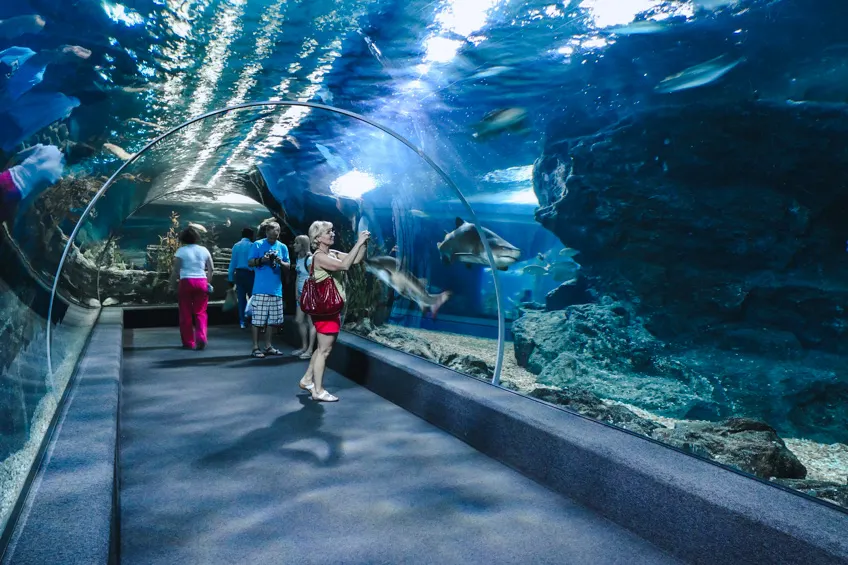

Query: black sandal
[251,348,265,358]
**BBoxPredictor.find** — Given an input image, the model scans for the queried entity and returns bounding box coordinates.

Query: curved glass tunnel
[1,0,848,543]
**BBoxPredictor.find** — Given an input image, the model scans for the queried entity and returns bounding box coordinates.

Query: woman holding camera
[298,221,369,402]
[247,221,290,358]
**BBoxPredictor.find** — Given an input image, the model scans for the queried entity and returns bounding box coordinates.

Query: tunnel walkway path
[120,326,684,565]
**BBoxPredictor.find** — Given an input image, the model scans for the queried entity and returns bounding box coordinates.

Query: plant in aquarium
[83,236,127,270]
[204,222,220,251]
[151,211,181,292]
[30,174,100,252]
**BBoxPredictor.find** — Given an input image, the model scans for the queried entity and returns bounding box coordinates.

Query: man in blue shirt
[248,221,289,357]
[228,227,255,329]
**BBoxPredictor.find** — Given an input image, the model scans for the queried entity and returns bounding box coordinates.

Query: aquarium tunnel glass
[1,0,847,537]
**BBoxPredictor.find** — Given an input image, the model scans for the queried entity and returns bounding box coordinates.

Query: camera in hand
[263,250,282,267]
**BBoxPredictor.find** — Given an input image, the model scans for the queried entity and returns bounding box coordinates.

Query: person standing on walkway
[227,227,255,329]
[170,226,214,350]
[248,221,289,358]
[299,221,369,402]
[291,234,316,359]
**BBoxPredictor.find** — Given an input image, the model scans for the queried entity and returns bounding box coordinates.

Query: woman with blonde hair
[299,221,369,402]
[291,234,316,359]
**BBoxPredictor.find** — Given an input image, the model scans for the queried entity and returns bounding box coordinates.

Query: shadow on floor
[196,395,343,468]
[153,354,304,369]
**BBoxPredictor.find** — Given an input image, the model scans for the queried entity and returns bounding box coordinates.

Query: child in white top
[291,235,316,359]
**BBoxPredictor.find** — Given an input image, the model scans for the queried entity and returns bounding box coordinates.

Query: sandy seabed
[403,327,848,486]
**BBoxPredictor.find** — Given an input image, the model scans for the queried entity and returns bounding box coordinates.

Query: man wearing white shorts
[247,221,289,358]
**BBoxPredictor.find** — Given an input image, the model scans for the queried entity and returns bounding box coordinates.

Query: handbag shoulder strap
[309,251,322,276]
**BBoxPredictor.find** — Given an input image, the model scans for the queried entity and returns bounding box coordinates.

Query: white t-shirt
[175,244,212,279]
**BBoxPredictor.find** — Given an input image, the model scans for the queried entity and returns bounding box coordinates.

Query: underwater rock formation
[512,302,722,419]
[440,353,493,380]
[532,100,848,444]
[652,418,807,480]
[512,303,848,443]
[527,387,660,436]
[534,100,848,351]
[545,278,593,311]
[772,479,848,508]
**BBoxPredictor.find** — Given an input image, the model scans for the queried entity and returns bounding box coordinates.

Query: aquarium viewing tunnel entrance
[46,101,508,383]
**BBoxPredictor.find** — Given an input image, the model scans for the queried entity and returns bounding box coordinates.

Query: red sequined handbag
[300,253,344,316]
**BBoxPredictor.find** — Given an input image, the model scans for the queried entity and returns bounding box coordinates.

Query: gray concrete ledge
[304,329,848,565]
[2,309,122,565]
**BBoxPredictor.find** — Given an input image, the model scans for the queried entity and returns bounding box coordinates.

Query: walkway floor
[120,326,685,565]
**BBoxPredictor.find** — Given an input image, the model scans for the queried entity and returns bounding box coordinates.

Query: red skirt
[311,313,340,335]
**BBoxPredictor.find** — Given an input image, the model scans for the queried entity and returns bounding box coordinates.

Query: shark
[437,217,521,271]
[472,108,528,139]
[364,256,452,317]
[655,55,745,93]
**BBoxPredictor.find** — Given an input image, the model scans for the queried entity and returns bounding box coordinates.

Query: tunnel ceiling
[16,0,841,222]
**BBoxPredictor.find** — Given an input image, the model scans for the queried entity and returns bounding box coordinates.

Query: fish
[410,209,429,218]
[60,45,91,60]
[655,55,745,93]
[693,0,737,9]
[472,108,528,139]
[467,65,512,81]
[559,247,580,257]
[127,117,166,131]
[548,259,582,282]
[316,86,334,105]
[604,20,668,35]
[365,256,452,317]
[522,265,549,277]
[520,258,581,281]
[437,217,521,271]
[0,15,45,39]
[224,218,231,227]
[187,222,207,233]
[283,134,300,149]
[315,143,348,172]
[102,143,135,161]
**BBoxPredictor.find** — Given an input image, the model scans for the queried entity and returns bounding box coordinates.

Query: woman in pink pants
[170,227,214,350]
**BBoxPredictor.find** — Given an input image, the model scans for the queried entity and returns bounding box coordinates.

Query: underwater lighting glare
[481,164,534,184]
[330,170,378,199]
[504,188,539,205]
[435,0,501,37]
[102,1,145,27]
[579,0,661,27]
[424,37,462,63]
